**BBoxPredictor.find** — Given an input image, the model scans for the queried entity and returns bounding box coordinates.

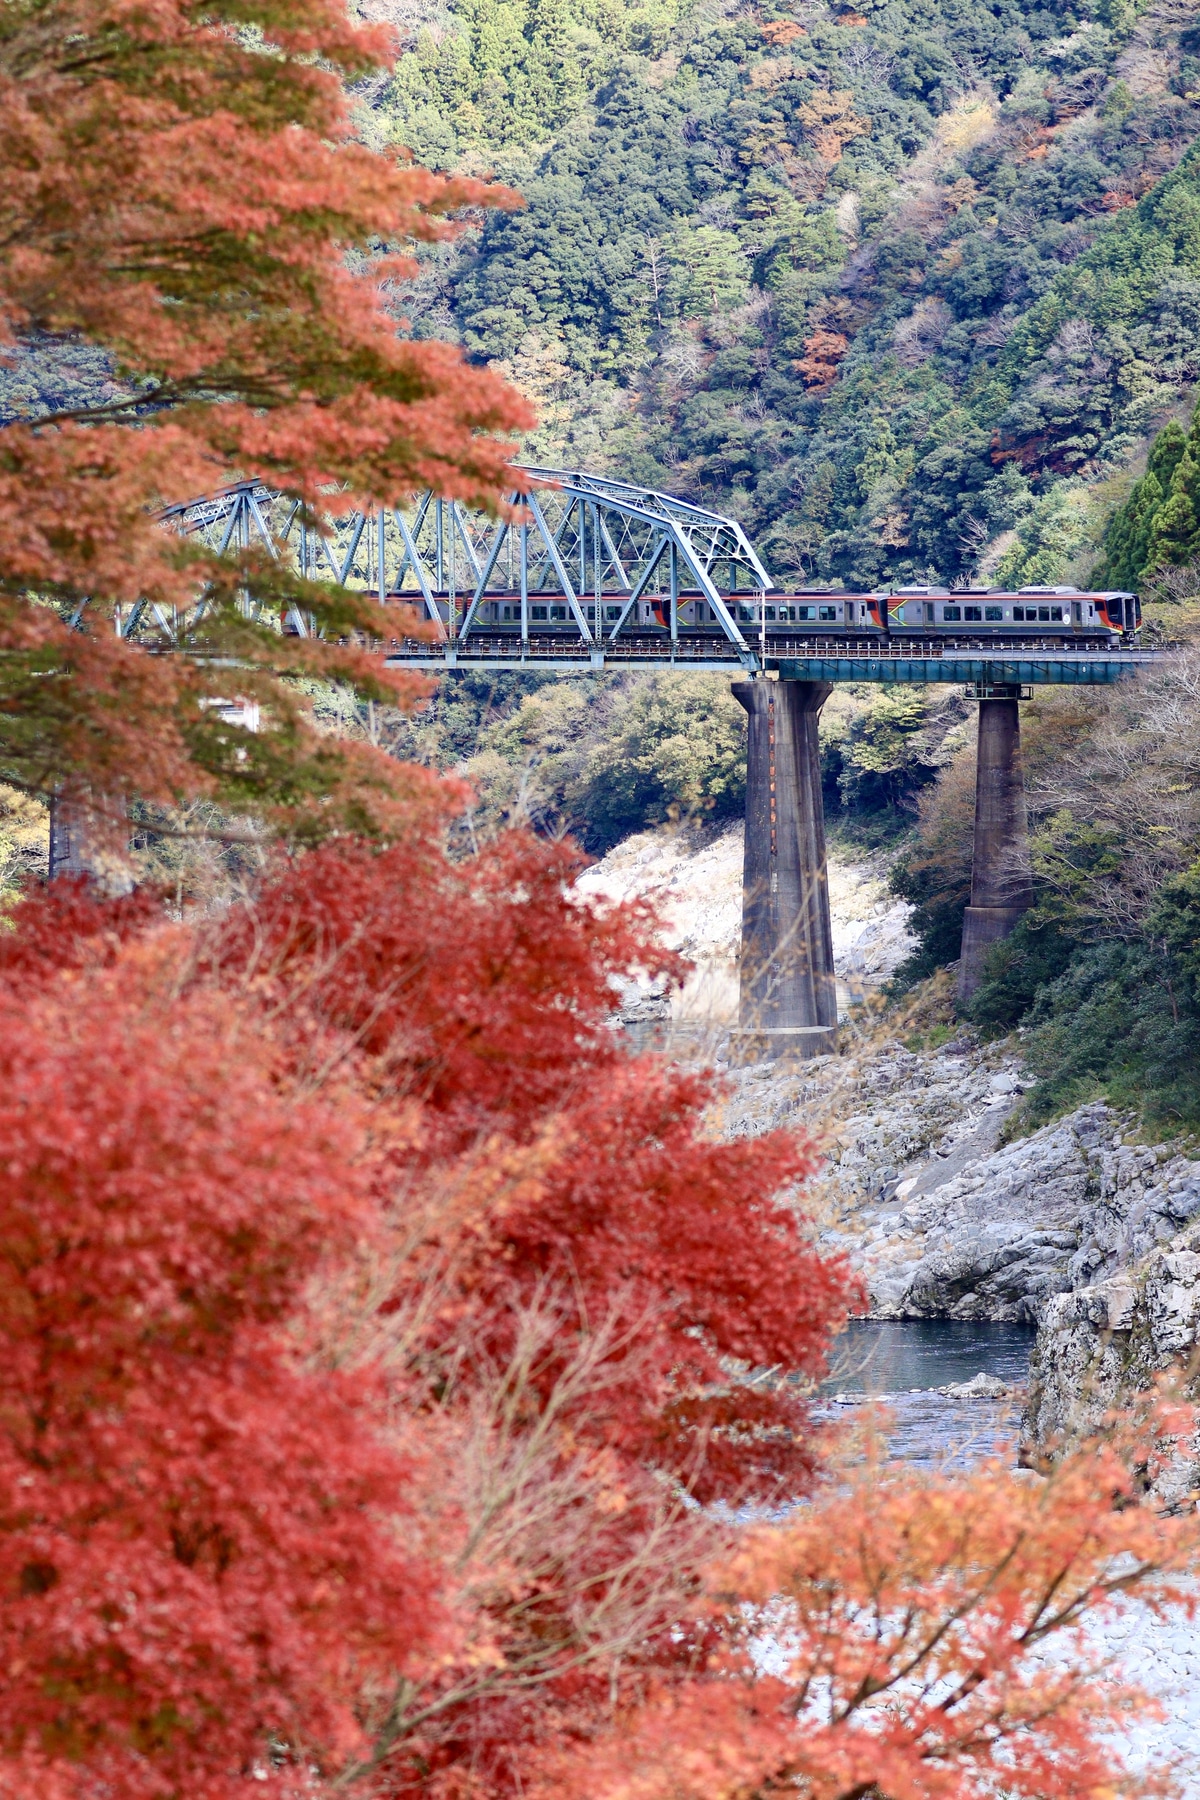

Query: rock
[1022,1128,1200,1461]
[853,1108,1096,1323]
[937,1372,1010,1399]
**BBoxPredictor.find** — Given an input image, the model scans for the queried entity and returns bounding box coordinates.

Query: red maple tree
[0,0,532,838]
[3,797,1198,1800]
[0,805,853,1796]
[0,957,438,1799]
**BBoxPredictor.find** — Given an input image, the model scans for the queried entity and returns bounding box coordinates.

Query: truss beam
[148,467,773,671]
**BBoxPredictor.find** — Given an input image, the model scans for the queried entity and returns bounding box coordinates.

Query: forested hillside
[364,0,1200,589]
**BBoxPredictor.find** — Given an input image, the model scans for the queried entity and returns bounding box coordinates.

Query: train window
[796,605,814,619]
[531,605,548,620]
[1050,606,1064,622]
[550,604,568,621]
[605,605,622,621]
[942,605,962,622]
[984,605,1003,621]
[585,604,596,620]
[964,606,982,621]
[765,606,776,621]
[738,605,753,623]
[1013,606,1026,621]
[1038,606,1051,622]
[818,605,838,621]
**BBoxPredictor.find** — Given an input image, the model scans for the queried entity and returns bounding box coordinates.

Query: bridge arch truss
[145,467,772,671]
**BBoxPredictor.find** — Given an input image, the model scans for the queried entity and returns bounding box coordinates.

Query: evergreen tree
[1097,413,1198,587]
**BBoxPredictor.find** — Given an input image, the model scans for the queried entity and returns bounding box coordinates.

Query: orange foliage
[795,329,850,390]
[761,19,807,43]
[543,1411,1200,1800]
[797,89,870,164]
[1,792,1198,1798]
[0,0,533,826]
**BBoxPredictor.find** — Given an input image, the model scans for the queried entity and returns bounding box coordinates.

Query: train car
[466,591,889,630]
[883,586,1139,635]
[718,593,887,630]
[416,584,1140,640]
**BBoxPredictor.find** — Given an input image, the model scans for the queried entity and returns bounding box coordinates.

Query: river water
[817,1318,1036,1471]
[813,1323,1200,1788]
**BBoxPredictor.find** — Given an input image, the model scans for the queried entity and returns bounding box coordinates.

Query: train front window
[985,605,1003,621]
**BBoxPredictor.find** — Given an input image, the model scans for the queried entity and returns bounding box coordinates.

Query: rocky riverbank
[578,823,1200,1453]
[707,1018,1200,1459]
[577,820,1200,1791]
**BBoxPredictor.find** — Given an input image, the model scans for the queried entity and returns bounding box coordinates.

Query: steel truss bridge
[147,468,1150,685]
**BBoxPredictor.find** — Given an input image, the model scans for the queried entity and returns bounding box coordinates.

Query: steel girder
[139,469,772,671]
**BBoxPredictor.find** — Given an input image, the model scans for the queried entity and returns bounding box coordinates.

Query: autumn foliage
[0,0,532,832]
[0,784,849,1797]
[0,974,434,1800]
[574,1418,1200,1800]
[795,329,851,391]
[0,781,1198,1800]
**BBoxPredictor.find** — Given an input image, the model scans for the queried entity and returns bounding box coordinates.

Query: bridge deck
[385,631,1153,682]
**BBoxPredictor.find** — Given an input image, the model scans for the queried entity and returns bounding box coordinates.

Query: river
[813,1319,1200,1789]
[818,1318,1035,1471]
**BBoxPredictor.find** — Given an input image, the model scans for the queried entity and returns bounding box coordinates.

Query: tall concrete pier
[958,688,1034,1001]
[48,793,90,880]
[47,791,133,889]
[731,678,838,1061]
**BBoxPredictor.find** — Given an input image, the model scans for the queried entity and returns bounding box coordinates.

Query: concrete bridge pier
[730,678,838,1062]
[958,687,1034,1002]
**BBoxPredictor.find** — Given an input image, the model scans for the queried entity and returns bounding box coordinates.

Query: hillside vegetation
[366,0,1200,589]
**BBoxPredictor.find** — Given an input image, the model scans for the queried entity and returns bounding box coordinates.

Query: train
[455,585,1141,640]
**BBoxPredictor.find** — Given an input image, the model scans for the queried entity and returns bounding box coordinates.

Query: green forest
[366,0,1200,589]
